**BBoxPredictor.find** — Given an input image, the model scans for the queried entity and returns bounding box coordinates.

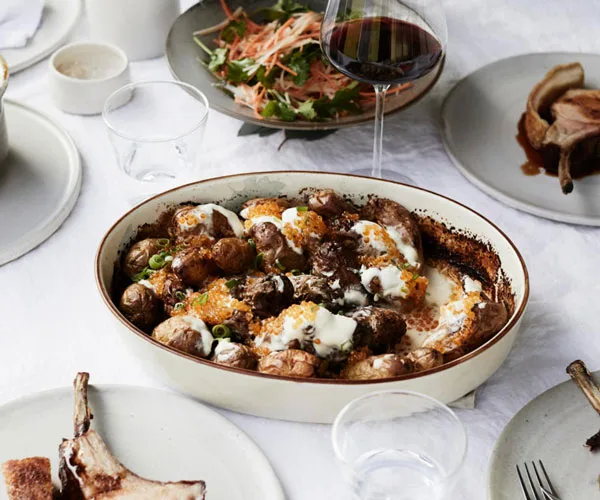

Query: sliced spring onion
[225,278,240,289]
[175,291,187,301]
[173,302,185,312]
[212,324,231,338]
[132,267,153,282]
[290,269,303,276]
[193,292,209,306]
[296,206,308,212]
[275,258,285,271]
[254,252,264,269]
[247,238,256,250]
[148,251,171,270]
[157,238,170,247]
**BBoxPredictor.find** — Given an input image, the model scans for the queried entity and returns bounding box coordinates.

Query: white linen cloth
[0,0,44,49]
[1,0,600,498]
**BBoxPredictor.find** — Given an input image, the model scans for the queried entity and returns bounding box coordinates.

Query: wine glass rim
[331,390,467,478]
[102,80,210,143]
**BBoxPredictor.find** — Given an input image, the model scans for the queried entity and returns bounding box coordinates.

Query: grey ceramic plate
[0,100,81,265]
[0,384,284,500]
[166,0,444,130]
[488,371,600,500]
[442,52,600,226]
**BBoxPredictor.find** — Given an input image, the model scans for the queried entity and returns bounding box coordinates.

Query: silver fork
[516,460,561,500]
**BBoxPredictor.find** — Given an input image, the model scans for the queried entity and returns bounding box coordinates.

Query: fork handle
[567,360,600,415]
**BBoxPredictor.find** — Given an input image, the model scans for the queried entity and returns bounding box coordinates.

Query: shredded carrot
[219,0,234,19]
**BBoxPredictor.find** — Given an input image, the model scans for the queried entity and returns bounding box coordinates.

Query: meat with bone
[59,373,206,499]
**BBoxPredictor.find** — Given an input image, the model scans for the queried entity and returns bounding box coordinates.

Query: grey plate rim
[441,51,600,227]
[165,0,445,131]
[486,369,600,499]
[5,0,82,74]
[0,99,82,265]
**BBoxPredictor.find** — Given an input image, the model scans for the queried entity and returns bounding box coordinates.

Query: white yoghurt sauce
[179,204,244,238]
[213,339,239,361]
[360,265,410,299]
[243,209,304,254]
[256,305,357,358]
[182,316,214,357]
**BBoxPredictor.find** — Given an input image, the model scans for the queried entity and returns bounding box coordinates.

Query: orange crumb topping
[282,210,327,250]
[243,201,285,228]
[260,301,319,337]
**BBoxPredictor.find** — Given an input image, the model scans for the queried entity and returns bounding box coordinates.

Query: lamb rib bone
[566,360,600,451]
[58,372,206,499]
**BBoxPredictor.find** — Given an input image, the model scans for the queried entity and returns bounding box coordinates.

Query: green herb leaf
[212,324,232,338]
[260,0,308,22]
[411,273,420,282]
[296,100,316,120]
[256,65,276,88]
[275,101,296,121]
[261,100,278,118]
[227,58,256,83]
[225,278,240,289]
[221,18,247,43]
[282,47,319,85]
[296,206,308,212]
[247,238,256,250]
[208,47,228,72]
[313,82,362,118]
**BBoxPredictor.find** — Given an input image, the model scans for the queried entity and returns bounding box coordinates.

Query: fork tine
[516,465,533,500]
[538,460,557,496]
[525,462,543,500]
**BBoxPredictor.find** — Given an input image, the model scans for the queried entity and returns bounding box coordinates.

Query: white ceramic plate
[0,100,81,265]
[1,0,81,74]
[488,371,600,500]
[0,384,284,500]
[442,52,600,226]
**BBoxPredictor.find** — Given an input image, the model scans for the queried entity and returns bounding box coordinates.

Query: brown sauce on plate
[516,113,546,176]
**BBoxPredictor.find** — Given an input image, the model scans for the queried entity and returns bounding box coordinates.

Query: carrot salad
[193,0,410,121]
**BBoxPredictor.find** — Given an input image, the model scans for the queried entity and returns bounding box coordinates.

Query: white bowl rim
[0,55,8,99]
[95,171,530,385]
[49,41,129,85]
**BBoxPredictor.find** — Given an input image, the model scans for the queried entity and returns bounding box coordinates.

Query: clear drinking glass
[321,0,447,180]
[332,390,466,500]
[103,80,209,203]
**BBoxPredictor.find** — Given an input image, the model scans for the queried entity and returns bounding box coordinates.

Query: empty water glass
[103,80,209,203]
[332,390,467,500]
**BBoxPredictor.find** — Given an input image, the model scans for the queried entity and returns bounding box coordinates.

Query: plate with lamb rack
[442,52,600,226]
[0,373,284,500]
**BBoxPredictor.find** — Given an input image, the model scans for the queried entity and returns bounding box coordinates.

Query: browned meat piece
[212,237,254,274]
[407,348,443,371]
[119,283,161,331]
[122,238,164,279]
[171,247,215,287]
[222,309,254,341]
[542,89,600,193]
[212,341,258,370]
[171,204,243,241]
[346,306,407,353]
[249,221,306,273]
[2,457,53,500]
[311,240,360,287]
[360,197,423,270]
[307,189,356,217]
[258,350,320,378]
[241,275,294,318]
[158,273,188,316]
[152,316,214,358]
[59,373,206,499]
[288,274,342,307]
[342,354,414,380]
[423,301,508,362]
[524,62,584,149]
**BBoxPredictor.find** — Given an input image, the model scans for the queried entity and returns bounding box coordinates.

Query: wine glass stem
[372,84,390,179]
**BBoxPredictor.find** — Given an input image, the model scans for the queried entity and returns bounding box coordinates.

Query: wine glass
[332,390,467,500]
[321,0,447,180]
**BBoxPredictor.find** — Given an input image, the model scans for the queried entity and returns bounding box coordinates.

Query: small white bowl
[49,42,130,115]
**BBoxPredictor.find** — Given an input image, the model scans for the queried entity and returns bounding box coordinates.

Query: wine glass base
[351,168,416,186]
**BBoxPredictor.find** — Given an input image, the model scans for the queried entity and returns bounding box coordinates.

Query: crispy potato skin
[258,350,320,378]
[122,239,163,279]
[212,342,258,370]
[342,354,414,380]
[213,238,254,274]
[407,348,443,371]
[249,222,306,273]
[171,247,215,287]
[152,317,213,358]
[347,306,407,354]
[119,283,161,331]
[307,189,356,218]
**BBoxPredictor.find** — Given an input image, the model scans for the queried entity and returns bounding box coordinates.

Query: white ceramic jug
[85,0,180,61]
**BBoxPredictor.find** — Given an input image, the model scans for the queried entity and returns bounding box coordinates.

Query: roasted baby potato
[152,316,214,358]
[241,275,294,318]
[249,221,306,273]
[407,348,443,371]
[119,283,161,330]
[258,349,320,378]
[342,354,414,380]
[346,306,407,354]
[307,189,356,217]
[171,247,215,287]
[212,340,258,370]
[122,238,164,279]
[212,237,254,274]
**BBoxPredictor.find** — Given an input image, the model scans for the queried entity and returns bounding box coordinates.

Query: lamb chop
[58,373,206,499]
[523,62,600,194]
[566,360,600,451]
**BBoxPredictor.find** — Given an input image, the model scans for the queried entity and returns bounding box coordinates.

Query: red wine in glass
[321,2,446,180]
[323,17,443,86]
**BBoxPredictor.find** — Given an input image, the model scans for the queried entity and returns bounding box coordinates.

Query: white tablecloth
[2,0,600,498]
